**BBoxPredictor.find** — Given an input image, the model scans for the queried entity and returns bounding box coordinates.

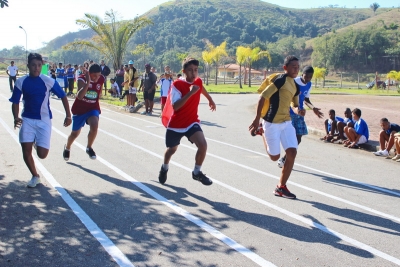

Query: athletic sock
[162,164,169,171]
[193,165,201,175]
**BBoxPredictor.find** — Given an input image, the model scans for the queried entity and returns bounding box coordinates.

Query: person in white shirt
[6,61,19,92]
[110,78,120,97]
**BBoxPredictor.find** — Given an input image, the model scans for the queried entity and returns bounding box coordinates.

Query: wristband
[66,117,71,119]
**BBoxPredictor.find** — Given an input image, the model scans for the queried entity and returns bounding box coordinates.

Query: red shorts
[161,96,167,105]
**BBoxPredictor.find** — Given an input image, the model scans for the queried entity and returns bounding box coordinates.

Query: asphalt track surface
[1,80,399,266]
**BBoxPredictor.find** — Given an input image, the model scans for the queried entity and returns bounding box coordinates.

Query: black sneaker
[63,145,70,161]
[86,147,96,160]
[192,171,213,186]
[274,185,296,199]
[158,166,168,184]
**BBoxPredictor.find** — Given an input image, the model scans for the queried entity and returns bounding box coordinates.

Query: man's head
[124,64,129,71]
[74,64,78,69]
[67,64,71,68]
[88,63,102,82]
[176,73,182,79]
[151,67,156,73]
[344,108,352,118]
[100,60,105,66]
[145,63,151,73]
[10,61,14,66]
[182,57,199,81]
[110,78,115,84]
[27,53,43,77]
[380,118,390,131]
[301,66,314,83]
[164,65,171,72]
[283,55,299,78]
[328,109,336,120]
[58,62,63,67]
[352,108,362,120]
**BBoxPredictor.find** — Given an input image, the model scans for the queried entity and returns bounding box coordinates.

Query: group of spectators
[321,108,400,161]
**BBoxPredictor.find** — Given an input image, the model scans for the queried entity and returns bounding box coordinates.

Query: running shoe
[192,171,213,186]
[392,155,400,161]
[63,145,70,161]
[277,157,285,168]
[27,176,41,188]
[274,185,296,199]
[373,150,389,157]
[86,147,96,160]
[158,166,168,184]
[140,111,147,115]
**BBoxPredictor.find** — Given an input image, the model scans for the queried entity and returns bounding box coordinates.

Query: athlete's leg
[86,116,99,148]
[189,131,208,166]
[66,129,82,150]
[21,142,39,177]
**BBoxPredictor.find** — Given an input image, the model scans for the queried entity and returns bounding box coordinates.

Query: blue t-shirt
[327,116,344,132]
[56,68,65,78]
[354,118,369,140]
[290,77,312,115]
[9,74,66,120]
[386,123,400,135]
[66,67,75,79]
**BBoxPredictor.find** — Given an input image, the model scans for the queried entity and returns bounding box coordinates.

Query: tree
[387,71,400,88]
[63,10,152,72]
[131,43,154,69]
[313,67,327,87]
[0,0,8,8]
[202,50,214,86]
[246,47,271,87]
[235,46,247,89]
[209,41,228,85]
[370,2,380,15]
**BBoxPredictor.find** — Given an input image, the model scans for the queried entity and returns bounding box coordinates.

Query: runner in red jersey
[158,57,216,186]
[63,64,105,161]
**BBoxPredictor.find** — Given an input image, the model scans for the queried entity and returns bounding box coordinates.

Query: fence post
[340,72,342,88]
[357,73,360,89]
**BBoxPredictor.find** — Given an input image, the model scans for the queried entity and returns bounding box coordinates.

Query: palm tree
[246,47,271,87]
[63,10,152,72]
[202,50,214,86]
[236,46,247,89]
[370,2,380,15]
[211,41,228,85]
[0,0,8,8]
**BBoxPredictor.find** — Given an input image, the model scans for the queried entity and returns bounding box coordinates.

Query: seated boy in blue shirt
[321,109,343,142]
[343,108,369,148]
[373,118,400,157]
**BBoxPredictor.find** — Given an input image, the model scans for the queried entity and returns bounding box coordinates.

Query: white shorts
[262,120,298,156]
[19,117,52,149]
[129,87,137,94]
[357,135,368,145]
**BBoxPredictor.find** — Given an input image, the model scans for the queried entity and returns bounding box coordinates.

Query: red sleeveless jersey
[162,77,202,130]
[71,74,105,115]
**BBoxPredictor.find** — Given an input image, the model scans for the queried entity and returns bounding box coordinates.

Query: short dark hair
[283,55,299,67]
[28,53,43,64]
[110,78,115,82]
[380,118,389,123]
[182,57,199,70]
[177,73,182,77]
[345,108,351,113]
[11,61,14,64]
[352,108,362,117]
[302,66,314,74]
[329,109,336,114]
[88,63,101,73]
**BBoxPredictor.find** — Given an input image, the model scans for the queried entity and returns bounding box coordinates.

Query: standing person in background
[83,61,90,71]
[128,60,139,110]
[56,62,68,93]
[9,53,72,188]
[139,63,157,115]
[66,64,75,96]
[6,61,19,92]
[100,60,111,95]
[120,64,130,108]
[115,64,125,92]
[158,71,173,114]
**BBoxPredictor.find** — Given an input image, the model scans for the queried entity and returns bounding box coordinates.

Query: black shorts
[144,90,155,101]
[165,124,203,148]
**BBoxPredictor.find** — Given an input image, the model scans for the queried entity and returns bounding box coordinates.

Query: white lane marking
[72,124,400,266]
[85,113,400,224]
[0,117,135,267]
[50,127,276,267]
[101,106,400,198]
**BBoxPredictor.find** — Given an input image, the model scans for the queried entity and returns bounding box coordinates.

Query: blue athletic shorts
[290,113,308,136]
[72,110,100,131]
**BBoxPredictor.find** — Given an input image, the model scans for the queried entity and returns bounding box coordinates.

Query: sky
[0,0,397,51]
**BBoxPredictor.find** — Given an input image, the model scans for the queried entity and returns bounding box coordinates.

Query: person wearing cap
[139,63,157,115]
[277,66,323,168]
[127,60,139,109]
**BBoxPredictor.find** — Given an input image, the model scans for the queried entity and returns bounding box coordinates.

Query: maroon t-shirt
[71,74,105,115]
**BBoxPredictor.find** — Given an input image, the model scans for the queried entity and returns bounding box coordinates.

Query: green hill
[39,0,392,70]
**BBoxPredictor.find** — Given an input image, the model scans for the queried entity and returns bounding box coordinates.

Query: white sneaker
[140,111,147,115]
[392,155,400,161]
[373,150,389,157]
[277,157,285,168]
[27,176,41,188]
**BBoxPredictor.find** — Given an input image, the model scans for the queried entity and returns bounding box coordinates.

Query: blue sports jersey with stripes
[9,74,66,120]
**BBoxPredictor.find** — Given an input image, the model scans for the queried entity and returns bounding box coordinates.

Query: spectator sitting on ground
[331,108,354,144]
[373,118,400,157]
[392,133,400,161]
[343,108,369,149]
[321,109,344,142]
[109,78,120,97]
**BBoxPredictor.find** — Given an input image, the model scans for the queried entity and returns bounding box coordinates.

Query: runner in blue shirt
[9,53,72,188]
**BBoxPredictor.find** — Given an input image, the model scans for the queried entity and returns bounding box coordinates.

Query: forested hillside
[33,0,395,72]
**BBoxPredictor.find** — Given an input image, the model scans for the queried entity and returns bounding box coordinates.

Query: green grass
[204,84,258,93]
